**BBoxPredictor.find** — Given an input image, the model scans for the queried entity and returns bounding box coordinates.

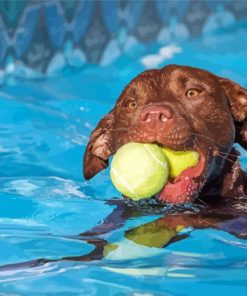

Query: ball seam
[143,145,168,170]
[111,167,139,199]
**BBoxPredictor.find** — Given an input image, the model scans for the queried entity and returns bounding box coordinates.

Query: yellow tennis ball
[110,143,169,201]
[162,147,199,178]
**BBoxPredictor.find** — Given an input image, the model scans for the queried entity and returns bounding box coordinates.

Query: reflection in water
[1,197,247,274]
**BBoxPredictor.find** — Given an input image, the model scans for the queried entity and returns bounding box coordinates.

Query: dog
[83,64,247,204]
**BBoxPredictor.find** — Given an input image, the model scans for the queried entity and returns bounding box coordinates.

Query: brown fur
[83,65,247,203]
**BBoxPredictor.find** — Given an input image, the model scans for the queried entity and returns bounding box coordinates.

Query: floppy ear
[83,111,115,180]
[217,76,247,149]
[220,148,247,198]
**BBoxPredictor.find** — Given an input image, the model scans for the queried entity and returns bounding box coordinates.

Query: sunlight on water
[0,25,247,294]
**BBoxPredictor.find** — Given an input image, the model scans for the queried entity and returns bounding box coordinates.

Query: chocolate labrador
[83,64,247,204]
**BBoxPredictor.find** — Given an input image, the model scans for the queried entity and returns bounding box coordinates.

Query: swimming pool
[0,24,247,295]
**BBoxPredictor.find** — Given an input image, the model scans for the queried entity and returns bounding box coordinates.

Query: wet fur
[84,65,247,202]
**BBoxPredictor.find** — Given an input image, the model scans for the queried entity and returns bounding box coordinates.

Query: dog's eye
[127,100,137,109]
[186,89,200,98]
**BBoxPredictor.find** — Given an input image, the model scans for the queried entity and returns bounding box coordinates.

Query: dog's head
[83,65,247,203]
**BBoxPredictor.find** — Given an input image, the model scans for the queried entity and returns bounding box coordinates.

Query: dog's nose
[140,105,173,124]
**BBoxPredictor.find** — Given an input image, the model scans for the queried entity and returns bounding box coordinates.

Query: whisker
[216,150,239,158]
[193,140,201,152]
[192,139,205,155]
[217,153,236,165]
[197,198,207,205]
[192,132,247,158]
[192,133,240,166]
[191,132,229,151]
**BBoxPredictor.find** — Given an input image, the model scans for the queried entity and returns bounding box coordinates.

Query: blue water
[1,26,247,295]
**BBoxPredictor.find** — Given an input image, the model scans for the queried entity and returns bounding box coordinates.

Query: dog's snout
[140,105,173,124]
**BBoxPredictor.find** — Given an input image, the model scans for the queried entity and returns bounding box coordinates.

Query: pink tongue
[157,154,205,204]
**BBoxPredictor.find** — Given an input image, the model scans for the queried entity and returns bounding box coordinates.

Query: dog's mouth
[157,149,206,204]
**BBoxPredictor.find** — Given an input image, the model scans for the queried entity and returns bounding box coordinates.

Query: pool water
[0,25,247,295]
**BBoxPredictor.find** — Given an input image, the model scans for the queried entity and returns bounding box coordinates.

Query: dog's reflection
[61,199,247,262]
[1,199,247,271]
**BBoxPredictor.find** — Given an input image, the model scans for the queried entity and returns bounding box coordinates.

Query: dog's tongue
[157,154,205,204]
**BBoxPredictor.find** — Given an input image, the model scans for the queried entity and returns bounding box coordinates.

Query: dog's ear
[217,76,247,149]
[83,111,115,180]
[220,148,247,198]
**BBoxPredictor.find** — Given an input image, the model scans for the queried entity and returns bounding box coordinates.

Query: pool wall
[0,0,247,75]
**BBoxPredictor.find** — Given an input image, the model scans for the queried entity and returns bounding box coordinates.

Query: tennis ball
[162,147,199,178]
[110,143,169,201]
